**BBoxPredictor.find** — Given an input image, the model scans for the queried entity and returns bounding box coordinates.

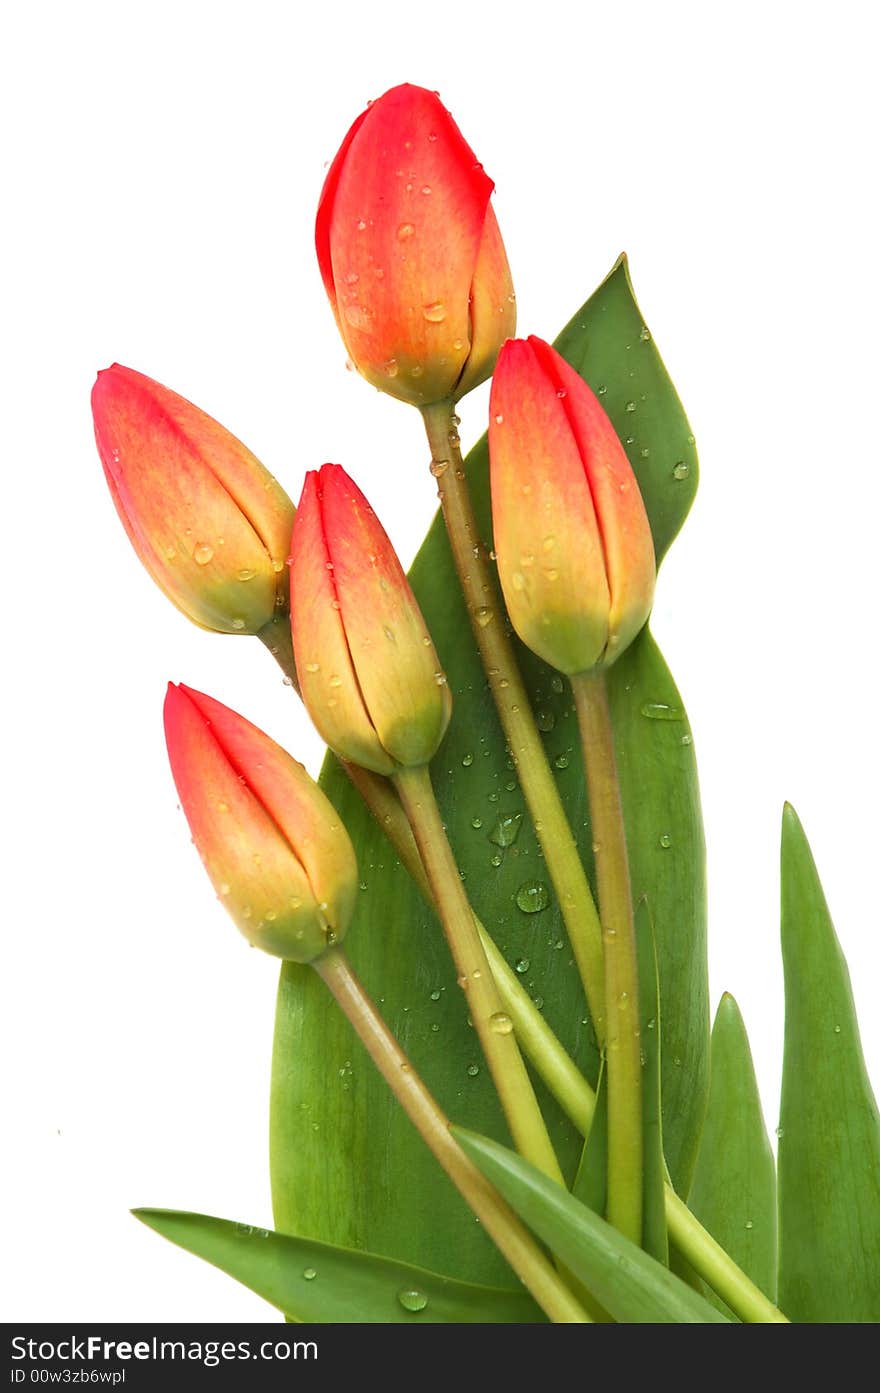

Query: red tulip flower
[316,83,515,407]
[489,337,656,674]
[93,365,295,635]
[290,464,451,774]
[164,684,358,962]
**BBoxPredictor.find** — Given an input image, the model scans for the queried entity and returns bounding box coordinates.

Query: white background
[3,0,878,1321]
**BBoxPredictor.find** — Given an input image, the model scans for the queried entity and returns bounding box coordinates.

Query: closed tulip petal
[93,366,294,634]
[316,84,513,407]
[490,340,610,674]
[177,685,358,929]
[489,338,655,675]
[531,342,656,661]
[318,465,451,766]
[290,472,395,775]
[164,684,357,962]
[456,205,516,400]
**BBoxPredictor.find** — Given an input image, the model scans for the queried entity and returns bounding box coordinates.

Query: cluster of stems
[263,400,788,1326]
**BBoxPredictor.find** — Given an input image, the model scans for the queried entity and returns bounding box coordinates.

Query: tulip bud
[290,464,451,774]
[489,337,656,675]
[316,83,516,408]
[93,365,295,635]
[164,684,357,962]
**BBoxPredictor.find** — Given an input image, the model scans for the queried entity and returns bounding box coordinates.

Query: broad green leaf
[689,994,777,1316]
[636,898,668,1264]
[134,1209,543,1323]
[271,258,708,1284]
[778,804,880,1322]
[454,1130,729,1323]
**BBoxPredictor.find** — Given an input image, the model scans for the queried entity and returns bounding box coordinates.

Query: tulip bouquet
[93,84,879,1324]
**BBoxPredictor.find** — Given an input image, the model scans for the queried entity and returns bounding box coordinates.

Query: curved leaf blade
[454,1130,730,1323]
[271,258,708,1280]
[778,804,880,1322]
[689,994,777,1316]
[134,1209,544,1323]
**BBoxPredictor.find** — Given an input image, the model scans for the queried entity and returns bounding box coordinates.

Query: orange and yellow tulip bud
[290,464,451,775]
[489,337,656,675]
[164,684,357,963]
[316,83,515,408]
[92,365,295,635]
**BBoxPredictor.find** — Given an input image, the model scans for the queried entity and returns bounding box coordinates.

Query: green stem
[571,670,642,1246]
[395,764,565,1187]
[421,401,605,1040]
[313,947,590,1323]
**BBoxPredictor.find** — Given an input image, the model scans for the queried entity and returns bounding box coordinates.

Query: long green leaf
[454,1130,729,1323]
[688,994,777,1316]
[778,804,880,1322]
[134,1209,543,1323]
[271,258,708,1283]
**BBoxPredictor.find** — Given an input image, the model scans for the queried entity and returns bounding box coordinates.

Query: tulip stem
[313,946,590,1323]
[420,401,605,1042]
[570,669,643,1247]
[395,764,566,1189]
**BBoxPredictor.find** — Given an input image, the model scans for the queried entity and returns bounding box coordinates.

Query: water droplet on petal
[659,833,672,849]
[193,543,214,565]
[302,1268,317,1281]
[422,301,446,323]
[672,461,690,481]
[515,957,531,975]
[466,1063,480,1077]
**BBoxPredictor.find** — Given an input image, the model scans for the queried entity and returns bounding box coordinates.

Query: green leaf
[133,1209,543,1323]
[454,1130,729,1323]
[778,804,880,1322]
[688,994,777,1316]
[271,257,708,1284]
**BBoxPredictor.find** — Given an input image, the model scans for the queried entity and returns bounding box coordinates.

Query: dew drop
[343,304,373,331]
[640,702,683,721]
[474,605,493,627]
[516,880,550,914]
[639,325,652,342]
[625,400,637,413]
[420,184,432,196]
[193,543,214,565]
[164,545,177,560]
[493,412,504,425]
[422,301,446,323]
[466,1063,480,1077]
[397,221,415,240]
[672,461,690,481]
[554,754,570,771]
[471,816,483,829]
[515,957,531,974]
[302,1268,317,1281]
[536,710,556,732]
[434,671,448,686]
[231,618,246,630]
[490,852,503,867]
[429,989,441,1002]
[489,1012,514,1036]
[659,833,672,849]
[744,1220,754,1231]
[681,733,693,746]
[305,661,320,673]
[489,812,523,848]
[398,1287,428,1313]
[461,753,474,767]
[237,567,256,582]
[430,457,449,477]
[382,359,399,378]
[550,675,564,694]
[833,1023,842,1033]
